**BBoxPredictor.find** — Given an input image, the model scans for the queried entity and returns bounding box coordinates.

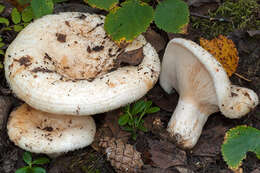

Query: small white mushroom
[160,38,259,149]
[7,104,96,157]
[4,12,160,115]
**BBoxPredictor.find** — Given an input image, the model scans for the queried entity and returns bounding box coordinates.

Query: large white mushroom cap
[160,38,259,148]
[7,104,96,156]
[4,12,160,115]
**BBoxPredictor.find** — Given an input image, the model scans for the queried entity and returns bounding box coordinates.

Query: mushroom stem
[167,100,209,149]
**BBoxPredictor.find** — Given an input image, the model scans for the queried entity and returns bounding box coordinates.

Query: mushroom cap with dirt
[7,104,96,157]
[4,12,160,116]
[160,38,259,149]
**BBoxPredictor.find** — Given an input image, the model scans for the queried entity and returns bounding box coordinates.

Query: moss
[191,0,260,39]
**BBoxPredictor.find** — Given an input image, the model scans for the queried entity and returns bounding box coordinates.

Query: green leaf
[0,50,4,55]
[15,167,30,173]
[31,167,46,173]
[0,37,2,42]
[138,124,147,132]
[31,0,54,19]
[23,151,32,165]
[0,4,5,13]
[32,157,50,165]
[14,25,24,32]
[132,133,137,140]
[144,100,152,110]
[22,6,34,22]
[128,118,134,126]
[0,17,9,26]
[11,8,21,24]
[123,104,130,113]
[85,0,118,11]
[104,0,153,43]
[118,113,129,126]
[146,107,160,114]
[17,0,30,5]
[123,126,133,132]
[53,0,69,3]
[221,125,260,170]
[131,100,146,115]
[0,42,4,48]
[154,0,189,33]
[142,0,152,2]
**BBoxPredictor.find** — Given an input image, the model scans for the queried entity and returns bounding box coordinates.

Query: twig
[190,12,232,23]
[234,72,252,82]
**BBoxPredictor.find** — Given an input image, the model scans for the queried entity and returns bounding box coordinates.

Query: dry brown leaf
[200,35,239,76]
[148,139,187,169]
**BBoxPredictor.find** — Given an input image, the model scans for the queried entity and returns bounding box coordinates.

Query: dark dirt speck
[56,33,67,43]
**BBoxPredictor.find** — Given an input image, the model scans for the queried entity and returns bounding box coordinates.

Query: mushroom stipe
[160,38,259,149]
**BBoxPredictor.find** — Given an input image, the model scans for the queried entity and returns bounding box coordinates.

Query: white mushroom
[160,38,259,149]
[7,104,96,157]
[4,12,160,115]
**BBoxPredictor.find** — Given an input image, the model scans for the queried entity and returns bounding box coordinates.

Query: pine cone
[99,137,144,173]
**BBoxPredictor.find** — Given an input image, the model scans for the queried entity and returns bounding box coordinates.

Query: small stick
[234,72,252,82]
[190,12,232,22]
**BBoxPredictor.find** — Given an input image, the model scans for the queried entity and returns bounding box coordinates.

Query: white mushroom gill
[160,38,259,149]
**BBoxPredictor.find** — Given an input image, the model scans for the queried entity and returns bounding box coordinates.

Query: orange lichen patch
[200,35,239,76]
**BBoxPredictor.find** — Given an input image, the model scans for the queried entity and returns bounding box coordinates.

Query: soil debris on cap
[31,67,54,73]
[117,47,144,66]
[14,56,32,67]
[56,33,67,43]
[44,53,52,61]
[92,45,104,52]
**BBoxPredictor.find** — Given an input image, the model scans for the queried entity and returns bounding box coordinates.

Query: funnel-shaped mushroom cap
[4,12,160,115]
[160,38,258,148]
[7,104,96,156]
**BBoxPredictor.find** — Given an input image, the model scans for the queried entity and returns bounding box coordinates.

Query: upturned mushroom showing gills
[7,104,96,157]
[4,12,160,116]
[160,38,259,149]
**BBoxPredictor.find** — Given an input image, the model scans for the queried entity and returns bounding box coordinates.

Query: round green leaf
[31,0,54,19]
[221,126,260,170]
[154,0,189,33]
[22,6,34,22]
[0,4,5,13]
[32,157,50,165]
[104,0,153,43]
[118,113,129,126]
[0,17,9,26]
[85,0,118,11]
[11,8,21,24]
[23,151,32,165]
